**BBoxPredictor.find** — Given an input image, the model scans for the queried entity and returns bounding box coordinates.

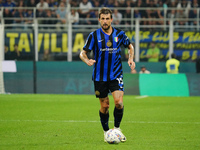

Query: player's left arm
[127,43,136,70]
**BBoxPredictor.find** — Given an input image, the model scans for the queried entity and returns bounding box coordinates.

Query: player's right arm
[79,50,96,66]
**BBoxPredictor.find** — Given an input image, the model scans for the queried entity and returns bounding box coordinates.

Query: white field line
[0,119,200,125]
[135,95,149,99]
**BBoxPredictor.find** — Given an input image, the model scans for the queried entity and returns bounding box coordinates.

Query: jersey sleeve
[83,33,94,52]
[122,32,131,48]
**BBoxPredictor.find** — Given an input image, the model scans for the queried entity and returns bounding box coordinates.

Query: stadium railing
[1,7,200,62]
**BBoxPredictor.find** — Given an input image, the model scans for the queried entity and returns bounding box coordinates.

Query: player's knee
[115,100,123,109]
[100,103,109,114]
[100,97,110,109]
[102,100,110,109]
[103,103,110,109]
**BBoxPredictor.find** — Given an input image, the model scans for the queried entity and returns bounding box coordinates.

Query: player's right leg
[99,97,110,142]
[99,96,110,131]
[94,81,110,142]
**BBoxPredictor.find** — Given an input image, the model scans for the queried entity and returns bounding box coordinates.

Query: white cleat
[114,127,127,142]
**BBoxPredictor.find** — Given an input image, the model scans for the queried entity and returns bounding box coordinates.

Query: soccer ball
[105,129,121,144]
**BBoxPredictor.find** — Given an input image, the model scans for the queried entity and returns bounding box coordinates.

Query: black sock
[114,106,124,128]
[99,111,109,131]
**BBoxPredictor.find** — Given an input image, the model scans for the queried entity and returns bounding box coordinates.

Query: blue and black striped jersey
[83,27,130,81]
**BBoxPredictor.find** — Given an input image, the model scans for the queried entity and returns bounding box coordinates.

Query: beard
[101,23,111,31]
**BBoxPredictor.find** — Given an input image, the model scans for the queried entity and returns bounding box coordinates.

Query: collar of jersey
[100,27,114,36]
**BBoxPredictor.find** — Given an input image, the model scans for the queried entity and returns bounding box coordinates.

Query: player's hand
[86,59,96,66]
[128,59,135,70]
[146,54,151,58]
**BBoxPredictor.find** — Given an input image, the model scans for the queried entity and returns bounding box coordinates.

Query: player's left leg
[112,90,127,142]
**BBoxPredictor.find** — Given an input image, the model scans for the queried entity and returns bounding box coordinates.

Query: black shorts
[94,77,124,98]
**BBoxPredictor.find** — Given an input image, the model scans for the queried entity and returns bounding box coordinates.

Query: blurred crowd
[0,0,200,29]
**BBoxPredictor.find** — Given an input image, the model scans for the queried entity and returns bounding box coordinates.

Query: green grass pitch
[0,94,200,150]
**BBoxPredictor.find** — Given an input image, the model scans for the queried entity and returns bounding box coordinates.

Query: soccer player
[79,7,135,142]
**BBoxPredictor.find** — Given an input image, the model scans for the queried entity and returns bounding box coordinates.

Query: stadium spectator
[48,0,58,7]
[24,9,34,29]
[118,0,126,7]
[27,0,36,7]
[135,0,148,26]
[139,66,151,74]
[104,0,115,8]
[143,0,150,4]
[189,0,199,30]
[35,0,40,4]
[79,0,93,17]
[8,44,21,60]
[70,0,80,7]
[42,49,52,61]
[157,0,167,19]
[146,41,160,62]
[91,0,101,7]
[4,45,9,60]
[162,0,168,8]
[79,0,93,24]
[166,53,180,74]
[167,8,176,26]
[146,0,158,19]
[113,0,119,7]
[175,9,188,28]
[43,9,57,29]
[191,0,199,7]
[4,0,16,7]
[168,0,177,8]
[166,0,177,24]
[124,0,133,7]
[177,0,191,18]
[134,8,142,19]
[167,8,176,19]
[120,0,132,15]
[56,1,67,30]
[4,0,16,15]
[68,9,79,25]
[129,0,137,6]
[189,8,197,30]
[36,5,46,25]
[36,0,49,8]
[13,8,26,28]
[90,1,100,25]
[97,0,107,6]
[112,9,122,25]
[146,0,164,27]
[17,0,25,7]
[3,8,13,28]
[36,0,49,26]
[0,0,5,7]
[88,10,98,25]
[123,7,131,26]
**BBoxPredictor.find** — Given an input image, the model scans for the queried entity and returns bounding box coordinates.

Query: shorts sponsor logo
[95,91,100,96]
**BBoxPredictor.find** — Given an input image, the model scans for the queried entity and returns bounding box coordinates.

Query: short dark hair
[171,53,176,58]
[99,7,112,19]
